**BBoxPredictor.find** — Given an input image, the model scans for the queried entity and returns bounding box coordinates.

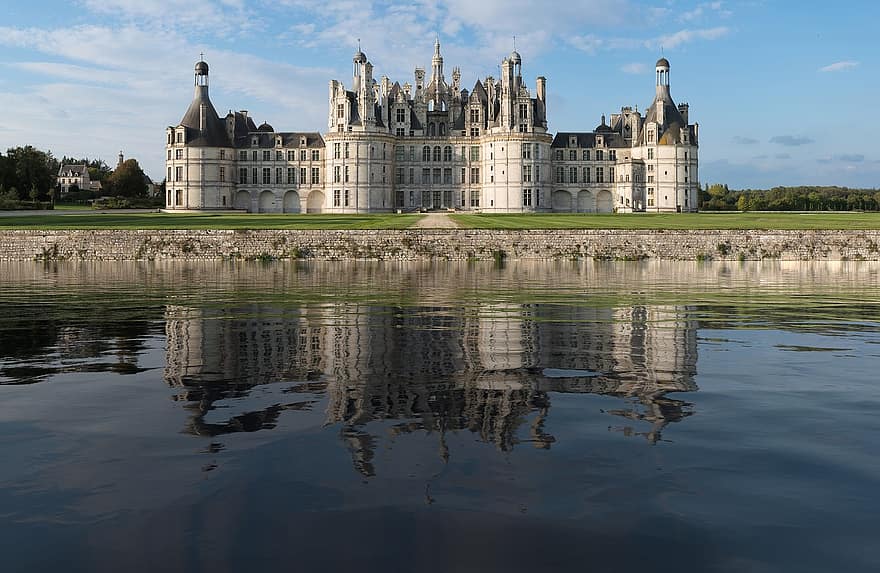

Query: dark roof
[644,90,687,145]
[233,132,324,149]
[552,133,596,148]
[257,122,274,132]
[470,80,488,102]
[179,85,230,147]
[195,61,209,75]
[58,164,87,176]
[656,57,670,68]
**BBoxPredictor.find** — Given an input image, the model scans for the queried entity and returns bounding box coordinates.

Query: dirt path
[412,212,460,229]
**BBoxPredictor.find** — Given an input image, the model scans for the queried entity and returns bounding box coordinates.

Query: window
[422,146,431,162]
[609,167,615,182]
[471,189,480,207]
[596,150,604,161]
[460,168,465,184]
[175,166,183,181]
[396,168,404,184]
[263,150,271,161]
[535,165,541,182]
[596,167,604,183]
[522,144,531,159]
[443,146,452,162]
[648,164,654,172]
[583,150,590,161]
[239,168,247,184]
[519,103,529,122]
[523,165,532,183]
[396,108,406,123]
[333,189,341,207]
[262,168,271,185]
[421,168,430,184]
[470,127,480,137]
[556,167,564,184]
[334,166,341,183]
[648,175,654,183]
[555,149,563,160]
[311,150,320,161]
[470,108,480,123]
[569,150,576,161]
[334,143,341,159]
[287,150,295,161]
[433,146,441,162]
[176,189,182,204]
[288,168,296,184]
[167,167,172,181]
[609,150,617,161]
[523,188,532,206]
[344,189,350,207]
[344,143,350,159]
[276,151,283,161]
[443,168,452,184]
[519,123,527,133]
[470,146,480,161]
[219,167,225,182]
[175,149,183,160]
[176,132,182,143]
[252,151,258,161]
[344,166,349,183]
[395,146,405,161]
[409,147,415,161]
[647,148,654,160]
[470,167,480,184]
[337,104,345,119]
[409,168,414,184]
[569,167,578,184]
[300,167,306,184]
[433,168,441,184]
[239,150,247,161]
[311,168,320,184]
[583,167,590,183]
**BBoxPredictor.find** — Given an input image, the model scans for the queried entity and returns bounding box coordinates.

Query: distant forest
[700,184,880,212]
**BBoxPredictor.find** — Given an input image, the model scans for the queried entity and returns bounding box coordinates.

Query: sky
[0,0,878,189]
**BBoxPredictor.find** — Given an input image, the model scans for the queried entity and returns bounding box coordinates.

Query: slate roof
[58,164,87,176]
[179,86,231,147]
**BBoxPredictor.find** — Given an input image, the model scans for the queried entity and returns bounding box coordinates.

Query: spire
[431,37,444,86]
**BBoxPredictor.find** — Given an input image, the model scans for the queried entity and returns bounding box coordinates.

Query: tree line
[700,184,880,212]
[1,145,160,208]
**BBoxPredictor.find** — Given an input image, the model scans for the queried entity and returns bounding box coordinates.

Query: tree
[4,146,56,201]
[104,158,148,197]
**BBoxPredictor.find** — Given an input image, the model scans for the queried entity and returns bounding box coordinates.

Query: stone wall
[2,229,880,261]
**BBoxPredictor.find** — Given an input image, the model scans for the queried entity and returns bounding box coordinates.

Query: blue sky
[0,0,877,188]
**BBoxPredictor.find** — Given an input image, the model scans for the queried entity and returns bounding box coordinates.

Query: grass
[0,212,423,230]
[450,212,880,230]
[1,210,879,231]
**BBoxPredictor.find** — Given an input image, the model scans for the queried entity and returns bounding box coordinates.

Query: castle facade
[165,43,699,214]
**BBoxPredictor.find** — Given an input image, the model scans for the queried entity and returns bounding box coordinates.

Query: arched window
[439,123,446,136]
[428,100,435,112]
[422,146,431,161]
[428,123,436,137]
[443,146,452,162]
[433,146,442,162]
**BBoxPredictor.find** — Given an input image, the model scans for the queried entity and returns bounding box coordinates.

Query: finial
[513,35,516,51]
[200,51,204,61]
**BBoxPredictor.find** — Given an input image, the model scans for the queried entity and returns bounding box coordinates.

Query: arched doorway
[596,190,613,213]
[577,190,594,213]
[283,191,301,213]
[234,190,251,212]
[258,190,275,213]
[306,190,325,213]
[552,190,572,212]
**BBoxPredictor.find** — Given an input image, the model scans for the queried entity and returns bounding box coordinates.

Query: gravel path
[412,212,460,229]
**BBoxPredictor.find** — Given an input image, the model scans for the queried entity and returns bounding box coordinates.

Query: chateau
[165,42,699,213]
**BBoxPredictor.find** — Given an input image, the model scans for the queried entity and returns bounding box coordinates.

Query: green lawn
[0,212,422,230]
[450,212,880,230]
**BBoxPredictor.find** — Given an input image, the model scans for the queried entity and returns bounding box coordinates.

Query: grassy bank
[0,212,423,230]
[450,213,880,230]
[1,210,879,230]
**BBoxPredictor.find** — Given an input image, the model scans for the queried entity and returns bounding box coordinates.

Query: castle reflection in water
[164,300,698,476]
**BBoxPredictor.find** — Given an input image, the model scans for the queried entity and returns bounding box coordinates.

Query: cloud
[680,1,731,23]
[819,61,858,73]
[837,154,865,163]
[775,153,791,160]
[621,62,647,74]
[652,27,729,50]
[732,136,758,145]
[770,135,814,147]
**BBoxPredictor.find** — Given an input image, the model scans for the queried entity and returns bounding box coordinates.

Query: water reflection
[163,299,698,475]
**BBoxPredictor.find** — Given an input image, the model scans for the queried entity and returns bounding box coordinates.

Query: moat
[1,260,878,572]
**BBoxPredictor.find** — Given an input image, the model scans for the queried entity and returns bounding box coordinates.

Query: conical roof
[179,85,230,147]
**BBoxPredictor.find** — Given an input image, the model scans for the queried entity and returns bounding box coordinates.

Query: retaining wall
[2,229,880,261]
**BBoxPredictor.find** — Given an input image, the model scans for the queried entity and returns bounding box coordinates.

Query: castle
[165,42,699,213]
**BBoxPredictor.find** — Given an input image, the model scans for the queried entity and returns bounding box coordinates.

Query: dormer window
[300,137,307,147]
[251,138,258,147]
[276,137,282,147]
[569,136,577,147]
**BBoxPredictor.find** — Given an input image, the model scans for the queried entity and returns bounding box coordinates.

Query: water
[1,260,878,572]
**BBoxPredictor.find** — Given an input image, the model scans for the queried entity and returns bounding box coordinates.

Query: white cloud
[819,61,858,73]
[621,62,647,74]
[652,27,729,50]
